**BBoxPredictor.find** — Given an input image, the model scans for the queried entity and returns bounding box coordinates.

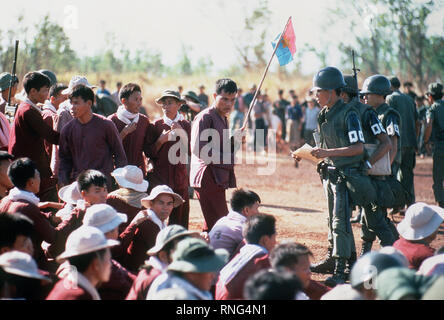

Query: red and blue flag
[271,17,296,66]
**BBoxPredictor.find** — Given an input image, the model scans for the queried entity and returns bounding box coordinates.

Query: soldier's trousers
[361,204,396,246]
[433,153,444,206]
[397,147,416,206]
[322,178,355,260]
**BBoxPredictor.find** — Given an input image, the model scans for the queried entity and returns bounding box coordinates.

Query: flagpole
[240,16,292,131]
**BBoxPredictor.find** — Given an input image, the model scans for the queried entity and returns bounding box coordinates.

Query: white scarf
[42,100,57,113]
[146,256,168,271]
[147,209,167,230]
[58,263,101,300]
[218,244,268,286]
[7,187,40,205]
[24,97,42,114]
[163,112,184,128]
[147,273,212,300]
[116,105,139,125]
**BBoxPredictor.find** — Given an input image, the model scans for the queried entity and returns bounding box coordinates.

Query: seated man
[147,237,228,300]
[0,158,84,271]
[393,202,444,270]
[126,225,198,300]
[209,188,261,259]
[120,185,184,273]
[270,242,330,299]
[215,213,277,300]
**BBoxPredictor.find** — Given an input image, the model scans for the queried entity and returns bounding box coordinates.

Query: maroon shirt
[0,198,84,271]
[108,114,155,175]
[305,279,330,300]
[215,252,270,300]
[58,114,127,185]
[147,118,191,190]
[106,195,142,233]
[125,266,162,300]
[190,106,236,189]
[393,237,435,270]
[9,102,59,180]
[46,279,94,300]
[121,216,161,273]
[98,259,136,300]
[41,108,57,165]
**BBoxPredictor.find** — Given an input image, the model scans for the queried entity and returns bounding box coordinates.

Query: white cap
[111,166,149,193]
[62,75,97,95]
[0,251,50,281]
[397,202,444,240]
[417,254,444,276]
[141,185,184,209]
[57,226,119,261]
[83,204,127,234]
[58,181,82,205]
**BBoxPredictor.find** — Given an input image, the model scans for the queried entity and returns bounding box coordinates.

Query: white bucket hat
[397,202,444,241]
[57,226,119,262]
[83,204,128,234]
[141,185,184,209]
[111,165,149,193]
[58,181,82,205]
[417,254,444,276]
[0,251,50,281]
[147,224,199,256]
[62,75,97,95]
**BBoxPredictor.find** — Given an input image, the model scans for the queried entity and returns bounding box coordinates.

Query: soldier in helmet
[344,75,396,256]
[361,75,405,243]
[424,83,444,208]
[386,76,419,210]
[298,67,366,287]
[38,70,57,88]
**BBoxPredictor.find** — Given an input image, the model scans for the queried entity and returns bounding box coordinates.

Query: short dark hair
[100,80,106,85]
[0,151,13,163]
[23,72,51,95]
[49,83,68,98]
[244,269,303,300]
[430,91,443,101]
[270,242,313,269]
[69,85,95,104]
[390,77,401,89]
[243,214,276,245]
[77,170,107,192]
[215,79,238,95]
[230,189,261,213]
[68,248,107,273]
[0,212,34,249]
[119,83,141,101]
[7,158,37,190]
[278,89,284,95]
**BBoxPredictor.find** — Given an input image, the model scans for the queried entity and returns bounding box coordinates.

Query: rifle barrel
[7,40,19,106]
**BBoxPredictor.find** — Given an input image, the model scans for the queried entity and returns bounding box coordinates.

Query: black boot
[310,247,335,274]
[350,207,362,224]
[324,258,348,287]
[345,251,357,275]
[360,241,373,257]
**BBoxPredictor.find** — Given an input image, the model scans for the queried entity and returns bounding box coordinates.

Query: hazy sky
[1,0,443,74]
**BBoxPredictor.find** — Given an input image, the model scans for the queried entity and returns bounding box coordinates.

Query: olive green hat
[426,82,443,97]
[0,72,19,92]
[167,238,228,273]
[182,90,200,104]
[155,90,185,105]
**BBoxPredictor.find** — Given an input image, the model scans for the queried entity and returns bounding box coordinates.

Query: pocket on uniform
[343,172,378,207]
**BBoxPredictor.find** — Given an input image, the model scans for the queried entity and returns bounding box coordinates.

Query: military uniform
[386,88,418,205]
[427,99,444,207]
[352,100,396,253]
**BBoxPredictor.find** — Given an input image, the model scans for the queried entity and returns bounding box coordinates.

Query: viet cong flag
[271,17,296,66]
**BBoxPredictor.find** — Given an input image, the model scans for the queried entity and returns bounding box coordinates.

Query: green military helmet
[0,72,19,92]
[426,82,443,97]
[38,69,57,87]
[343,74,359,94]
[312,66,347,91]
[350,251,405,289]
[360,75,392,96]
[182,90,200,104]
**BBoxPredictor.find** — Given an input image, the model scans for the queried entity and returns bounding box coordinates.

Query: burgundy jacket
[125,266,163,300]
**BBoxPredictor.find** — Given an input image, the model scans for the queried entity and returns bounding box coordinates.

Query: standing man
[303,67,366,287]
[424,83,444,208]
[58,85,127,189]
[190,79,239,232]
[273,89,290,142]
[197,84,209,107]
[8,71,60,202]
[111,82,122,105]
[387,76,419,208]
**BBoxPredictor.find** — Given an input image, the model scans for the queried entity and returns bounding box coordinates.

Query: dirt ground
[188,148,444,282]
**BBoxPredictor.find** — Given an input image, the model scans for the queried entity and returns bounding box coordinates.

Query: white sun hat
[57,226,119,262]
[58,181,82,205]
[141,185,184,209]
[0,251,50,281]
[83,204,128,234]
[62,75,97,95]
[397,202,444,241]
[111,165,149,193]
